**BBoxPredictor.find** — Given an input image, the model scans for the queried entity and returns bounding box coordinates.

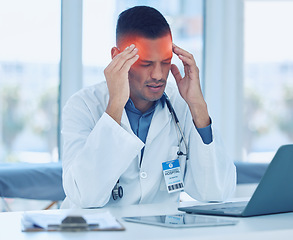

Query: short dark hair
[116,6,171,44]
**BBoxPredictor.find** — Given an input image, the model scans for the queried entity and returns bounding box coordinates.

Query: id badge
[162,159,184,193]
[165,215,184,225]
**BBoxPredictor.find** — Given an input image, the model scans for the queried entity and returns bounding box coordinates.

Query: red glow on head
[119,34,173,63]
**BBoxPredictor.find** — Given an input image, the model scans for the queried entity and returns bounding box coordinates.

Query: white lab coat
[61,80,236,209]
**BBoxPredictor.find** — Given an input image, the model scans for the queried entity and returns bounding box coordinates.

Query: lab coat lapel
[146,104,171,144]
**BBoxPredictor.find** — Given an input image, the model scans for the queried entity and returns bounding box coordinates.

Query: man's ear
[111,47,120,59]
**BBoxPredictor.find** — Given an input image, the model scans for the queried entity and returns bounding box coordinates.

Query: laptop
[178,144,293,217]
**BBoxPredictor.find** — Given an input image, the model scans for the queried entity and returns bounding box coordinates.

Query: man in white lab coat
[61,6,236,208]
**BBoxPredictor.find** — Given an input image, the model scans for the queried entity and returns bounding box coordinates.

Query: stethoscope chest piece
[112,182,123,200]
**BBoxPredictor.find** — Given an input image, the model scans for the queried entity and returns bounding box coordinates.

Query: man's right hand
[104,44,139,124]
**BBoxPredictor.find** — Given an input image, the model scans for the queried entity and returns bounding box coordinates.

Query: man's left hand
[171,43,210,128]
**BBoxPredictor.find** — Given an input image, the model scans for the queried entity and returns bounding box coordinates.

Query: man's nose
[150,63,163,80]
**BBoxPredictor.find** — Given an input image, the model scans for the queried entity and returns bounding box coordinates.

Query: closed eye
[140,63,152,67]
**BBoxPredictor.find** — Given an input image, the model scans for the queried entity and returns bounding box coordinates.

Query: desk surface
[1,201,293,240]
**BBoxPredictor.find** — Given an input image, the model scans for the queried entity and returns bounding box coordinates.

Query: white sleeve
[184,123,236,202]
[61,95,144,208]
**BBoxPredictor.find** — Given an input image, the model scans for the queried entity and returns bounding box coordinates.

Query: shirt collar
[125,94,166,115]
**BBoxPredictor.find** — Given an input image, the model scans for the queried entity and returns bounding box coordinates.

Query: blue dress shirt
[125,96,213,160]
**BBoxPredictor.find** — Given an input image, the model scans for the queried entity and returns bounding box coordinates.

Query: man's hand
[104,44,139,124]
[171,43,210,128]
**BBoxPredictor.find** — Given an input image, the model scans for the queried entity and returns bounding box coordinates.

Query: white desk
[1,201,293,240]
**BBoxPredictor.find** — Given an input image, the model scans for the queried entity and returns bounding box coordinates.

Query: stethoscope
[112,179,123,200]
[164,93,189,160]
[112,93,189,200]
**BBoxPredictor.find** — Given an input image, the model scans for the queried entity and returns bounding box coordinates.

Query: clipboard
[22,212,125,232]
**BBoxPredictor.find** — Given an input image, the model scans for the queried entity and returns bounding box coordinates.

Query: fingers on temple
[171,64,182,83]
[109,44,139,71]
[179,55,195,67]
[121,54,139,73]
[173,44,196,65]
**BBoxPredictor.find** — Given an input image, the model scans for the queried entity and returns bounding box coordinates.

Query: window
[0,0,60,163]
[243,1,293,162]
[82,0,204,87]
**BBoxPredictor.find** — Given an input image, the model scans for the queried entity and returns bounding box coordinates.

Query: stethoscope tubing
[164,93,189,159]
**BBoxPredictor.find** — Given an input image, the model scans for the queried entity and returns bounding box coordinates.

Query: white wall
[204,0,244,161]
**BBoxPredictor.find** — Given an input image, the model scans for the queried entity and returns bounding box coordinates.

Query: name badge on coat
[162,159,184,193]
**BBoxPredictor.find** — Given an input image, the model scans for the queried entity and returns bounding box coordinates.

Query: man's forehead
[119,34,173,60]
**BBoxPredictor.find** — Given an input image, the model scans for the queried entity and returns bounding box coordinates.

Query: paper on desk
[22,211,121,230]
